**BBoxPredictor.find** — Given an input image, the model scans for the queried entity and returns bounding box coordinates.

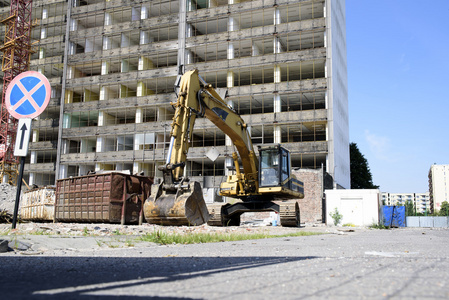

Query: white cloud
[364,130,395,162]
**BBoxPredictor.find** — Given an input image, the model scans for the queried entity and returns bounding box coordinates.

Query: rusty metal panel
[20,187,56,222]
[55,172,152,224]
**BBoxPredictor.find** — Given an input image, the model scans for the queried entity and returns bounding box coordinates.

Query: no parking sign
[5,71,52,229]
[5,71,51,119]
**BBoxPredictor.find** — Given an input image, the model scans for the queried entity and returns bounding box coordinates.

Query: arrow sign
[14,118,32,157]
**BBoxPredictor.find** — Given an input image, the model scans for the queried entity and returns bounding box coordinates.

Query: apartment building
[0,0,349,194]
[381,192,430,214]
[429,164,449,212]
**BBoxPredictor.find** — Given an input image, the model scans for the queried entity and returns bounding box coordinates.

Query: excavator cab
[258,145,304,199]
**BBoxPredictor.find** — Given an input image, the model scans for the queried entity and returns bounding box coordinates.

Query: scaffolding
[0,0,33,184]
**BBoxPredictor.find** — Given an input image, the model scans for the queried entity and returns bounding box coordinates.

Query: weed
[139,230,323,245]
[329,207,343,226]
[342,223,356,227]
[369,223,389,229]
[83,227,89,236]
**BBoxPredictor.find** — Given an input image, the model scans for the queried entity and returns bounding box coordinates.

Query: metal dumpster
[20,187,56,222]
[55,172,152,224]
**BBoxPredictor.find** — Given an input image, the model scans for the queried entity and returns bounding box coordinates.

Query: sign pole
[12,156,25,229]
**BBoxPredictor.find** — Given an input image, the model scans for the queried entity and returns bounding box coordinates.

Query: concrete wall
[325,189,381,226]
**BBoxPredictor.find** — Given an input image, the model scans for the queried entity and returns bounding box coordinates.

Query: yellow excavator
[144,69,304,226]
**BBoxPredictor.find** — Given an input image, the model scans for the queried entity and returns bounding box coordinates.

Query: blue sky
[346,1,449,193]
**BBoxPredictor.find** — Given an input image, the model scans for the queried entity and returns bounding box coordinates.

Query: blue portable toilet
[382,206,406,227]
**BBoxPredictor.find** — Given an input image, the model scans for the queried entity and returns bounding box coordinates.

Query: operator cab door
[280,147,290,188]
[259,146,291,187]
[259,146,289,188]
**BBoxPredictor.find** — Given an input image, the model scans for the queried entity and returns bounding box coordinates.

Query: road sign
[5,71,51,119]
[14,118,32,157]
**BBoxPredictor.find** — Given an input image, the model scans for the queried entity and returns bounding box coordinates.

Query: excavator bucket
[144,181,210,226]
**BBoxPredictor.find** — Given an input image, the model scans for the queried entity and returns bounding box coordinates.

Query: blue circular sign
[5,71,51,119]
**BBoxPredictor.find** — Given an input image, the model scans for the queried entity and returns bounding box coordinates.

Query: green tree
[350,142,379,189]
[405,200,415,216]
[438,201,449,216]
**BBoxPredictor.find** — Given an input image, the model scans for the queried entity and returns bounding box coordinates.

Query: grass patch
[139,230,323,245]
[369,223,389,229]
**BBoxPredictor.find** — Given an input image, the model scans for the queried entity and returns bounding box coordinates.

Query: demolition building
[0,0,349,194]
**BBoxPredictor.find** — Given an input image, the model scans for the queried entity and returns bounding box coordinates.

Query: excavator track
[278,201,300,227]
[206,203,224,226]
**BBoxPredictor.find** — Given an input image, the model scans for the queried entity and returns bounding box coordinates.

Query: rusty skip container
[20,187,56,222]
[55,172,152,224]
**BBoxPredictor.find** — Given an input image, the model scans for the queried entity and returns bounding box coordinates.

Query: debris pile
[0,183,17,212]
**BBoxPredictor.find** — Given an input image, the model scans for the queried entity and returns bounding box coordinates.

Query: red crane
[0,0,33,184]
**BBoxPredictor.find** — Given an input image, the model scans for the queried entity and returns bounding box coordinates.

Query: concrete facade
[0,0,349,193]
[429,164,449,213]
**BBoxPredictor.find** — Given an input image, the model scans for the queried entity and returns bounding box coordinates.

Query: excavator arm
[144,69,259,225]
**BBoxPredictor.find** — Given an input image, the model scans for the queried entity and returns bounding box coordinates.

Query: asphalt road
[1,227,448,299]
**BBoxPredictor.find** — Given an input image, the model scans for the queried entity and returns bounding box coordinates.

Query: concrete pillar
[30,151,37,164]
[138,56,153,70]
[141,6,149,19]
[140,30,149,44]
[225,157,233,175]
[227,71,234,88]
[39,48,45,59]
[85,39,94,52]
[227,43,234,60]
[59,165,67,180]
[99,86,109,100]
[103,36,111,50]
[274,65,281,83]
[274,7,281,25]
[101,61,109,75]
[41,28,47,39]
[186,49,193,65]
[121,33,130,47]
[187,0,194,12]
[131,6,140,21]
[274,94,281,113]
[120,85,130,98]
[104,12,112,26]
[121,59,129,72]
[62,114,71,128]
[136,108,143,123]
[32,129,39,143]
[208,0,218,8]
[274,125,281,143]
[69,42,76,55]
[252,42,260,56]
[228,16,235,31]
[137,81,146,97]
[274,36,282,54]
[70,19,77,31]
[186,24,194,38]
[65,90,73,104]
[96,137,104,152]
[29,173,35,186]
[133,162,140,174]
[67,66,75,79]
